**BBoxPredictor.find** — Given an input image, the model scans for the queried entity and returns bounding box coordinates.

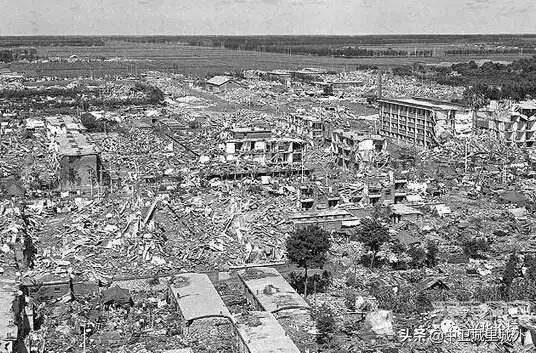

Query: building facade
[331,129,386,170]
[477,100,536,147]
[222,128,304,165]
[378,98,472,148]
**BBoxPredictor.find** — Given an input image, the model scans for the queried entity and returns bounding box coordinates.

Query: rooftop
[516,100,536,111]
[56,133,100,156]
[238,267,309,313]
[390,203,423,216]
[226,137,304,144]
[235,311,301,353]
[379,97,468,111]
[169,273,232,322]
[45,116,86,130]
[206,76,233,86]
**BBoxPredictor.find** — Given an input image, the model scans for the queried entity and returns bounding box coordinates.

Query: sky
[0,0,535,36]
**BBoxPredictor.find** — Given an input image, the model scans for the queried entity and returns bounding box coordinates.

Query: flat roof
[516,101,536,111]
[390,203,422,216]
[235,311,301,353]
[232,127,272,133]
[333,129,384,141]
[379,97,468,111]
[291,114,322,123]
[169,273,231,322]
[56,133,100,156]
[291,208,353,220]
[238,267,309,313]
[45,116,85,128]
[226,137,304,144]
[0,278,18,342]
[207,76,233,86]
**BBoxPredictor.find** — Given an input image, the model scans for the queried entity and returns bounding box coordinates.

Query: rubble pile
[5,66,536,353]
[326,70,464,101]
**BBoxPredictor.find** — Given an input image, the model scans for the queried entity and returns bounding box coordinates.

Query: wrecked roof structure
[235,311,301,353]
[169,273,232,323]
[238,267,309,313]
[101,285,133,306]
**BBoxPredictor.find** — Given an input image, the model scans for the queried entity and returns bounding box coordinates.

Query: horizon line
[2,33,536,38]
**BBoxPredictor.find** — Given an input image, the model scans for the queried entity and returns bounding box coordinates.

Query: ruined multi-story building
[45,116,100,192]
[222,128,305,165]
[378,97,473,148]
[477,100,536,147]
[288,113,324,140]
[331,129,386,170]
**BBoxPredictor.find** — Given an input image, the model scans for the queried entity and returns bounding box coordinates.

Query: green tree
[354,218,390,269]
[425,241,439,268]
[314,303,336,344]
[408,246,426,269]
[462,238,489,259]
[286,225,331,297]
[501,253,518,299]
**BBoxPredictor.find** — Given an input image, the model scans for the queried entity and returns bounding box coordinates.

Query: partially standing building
[331,129,386,170]
[0,278,23,353]
[222,128,305,165]
[53,133,100,193]
[477,100,536,147]
[378,97,472,148]
[206,76,239,93]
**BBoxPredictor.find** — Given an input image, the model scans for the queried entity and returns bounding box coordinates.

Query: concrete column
[397,105,401,137]
[424,110,427,148]
[389,104,392,135]
[414,109,418,146]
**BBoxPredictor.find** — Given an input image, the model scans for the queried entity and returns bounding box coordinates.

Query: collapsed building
[221,127,305,165]
[477,100,536,147]
[378,97,473,148]
[288,113,324,140]
[331,129,386,170]
[45,116,101,193]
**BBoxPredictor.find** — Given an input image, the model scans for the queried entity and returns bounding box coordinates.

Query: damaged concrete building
[222,128,305,165]
[378,97,473,147]
[0,278,25,353]
[45,116,101,193]
[288,113,324,140]
[477,100,536,147]
[331,129,386,169]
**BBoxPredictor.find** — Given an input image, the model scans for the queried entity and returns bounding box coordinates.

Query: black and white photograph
[1,1,536,352]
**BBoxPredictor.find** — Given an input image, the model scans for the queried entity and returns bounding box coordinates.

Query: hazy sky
[0,0,535,35]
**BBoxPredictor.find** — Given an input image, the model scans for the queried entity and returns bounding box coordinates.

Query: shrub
[289,270,332,295]
[313,303,336,344]
[462,238,490,259]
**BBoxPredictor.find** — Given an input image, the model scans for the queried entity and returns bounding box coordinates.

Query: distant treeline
[3,34,536,50]
[0,82,164,108]
[112,34,536,48]
[0,36,105,48]
[0,48,38,63]
[183,37,536,58]
[445,48,536,56]
[184,38,436,57]
[404,56,536,103]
